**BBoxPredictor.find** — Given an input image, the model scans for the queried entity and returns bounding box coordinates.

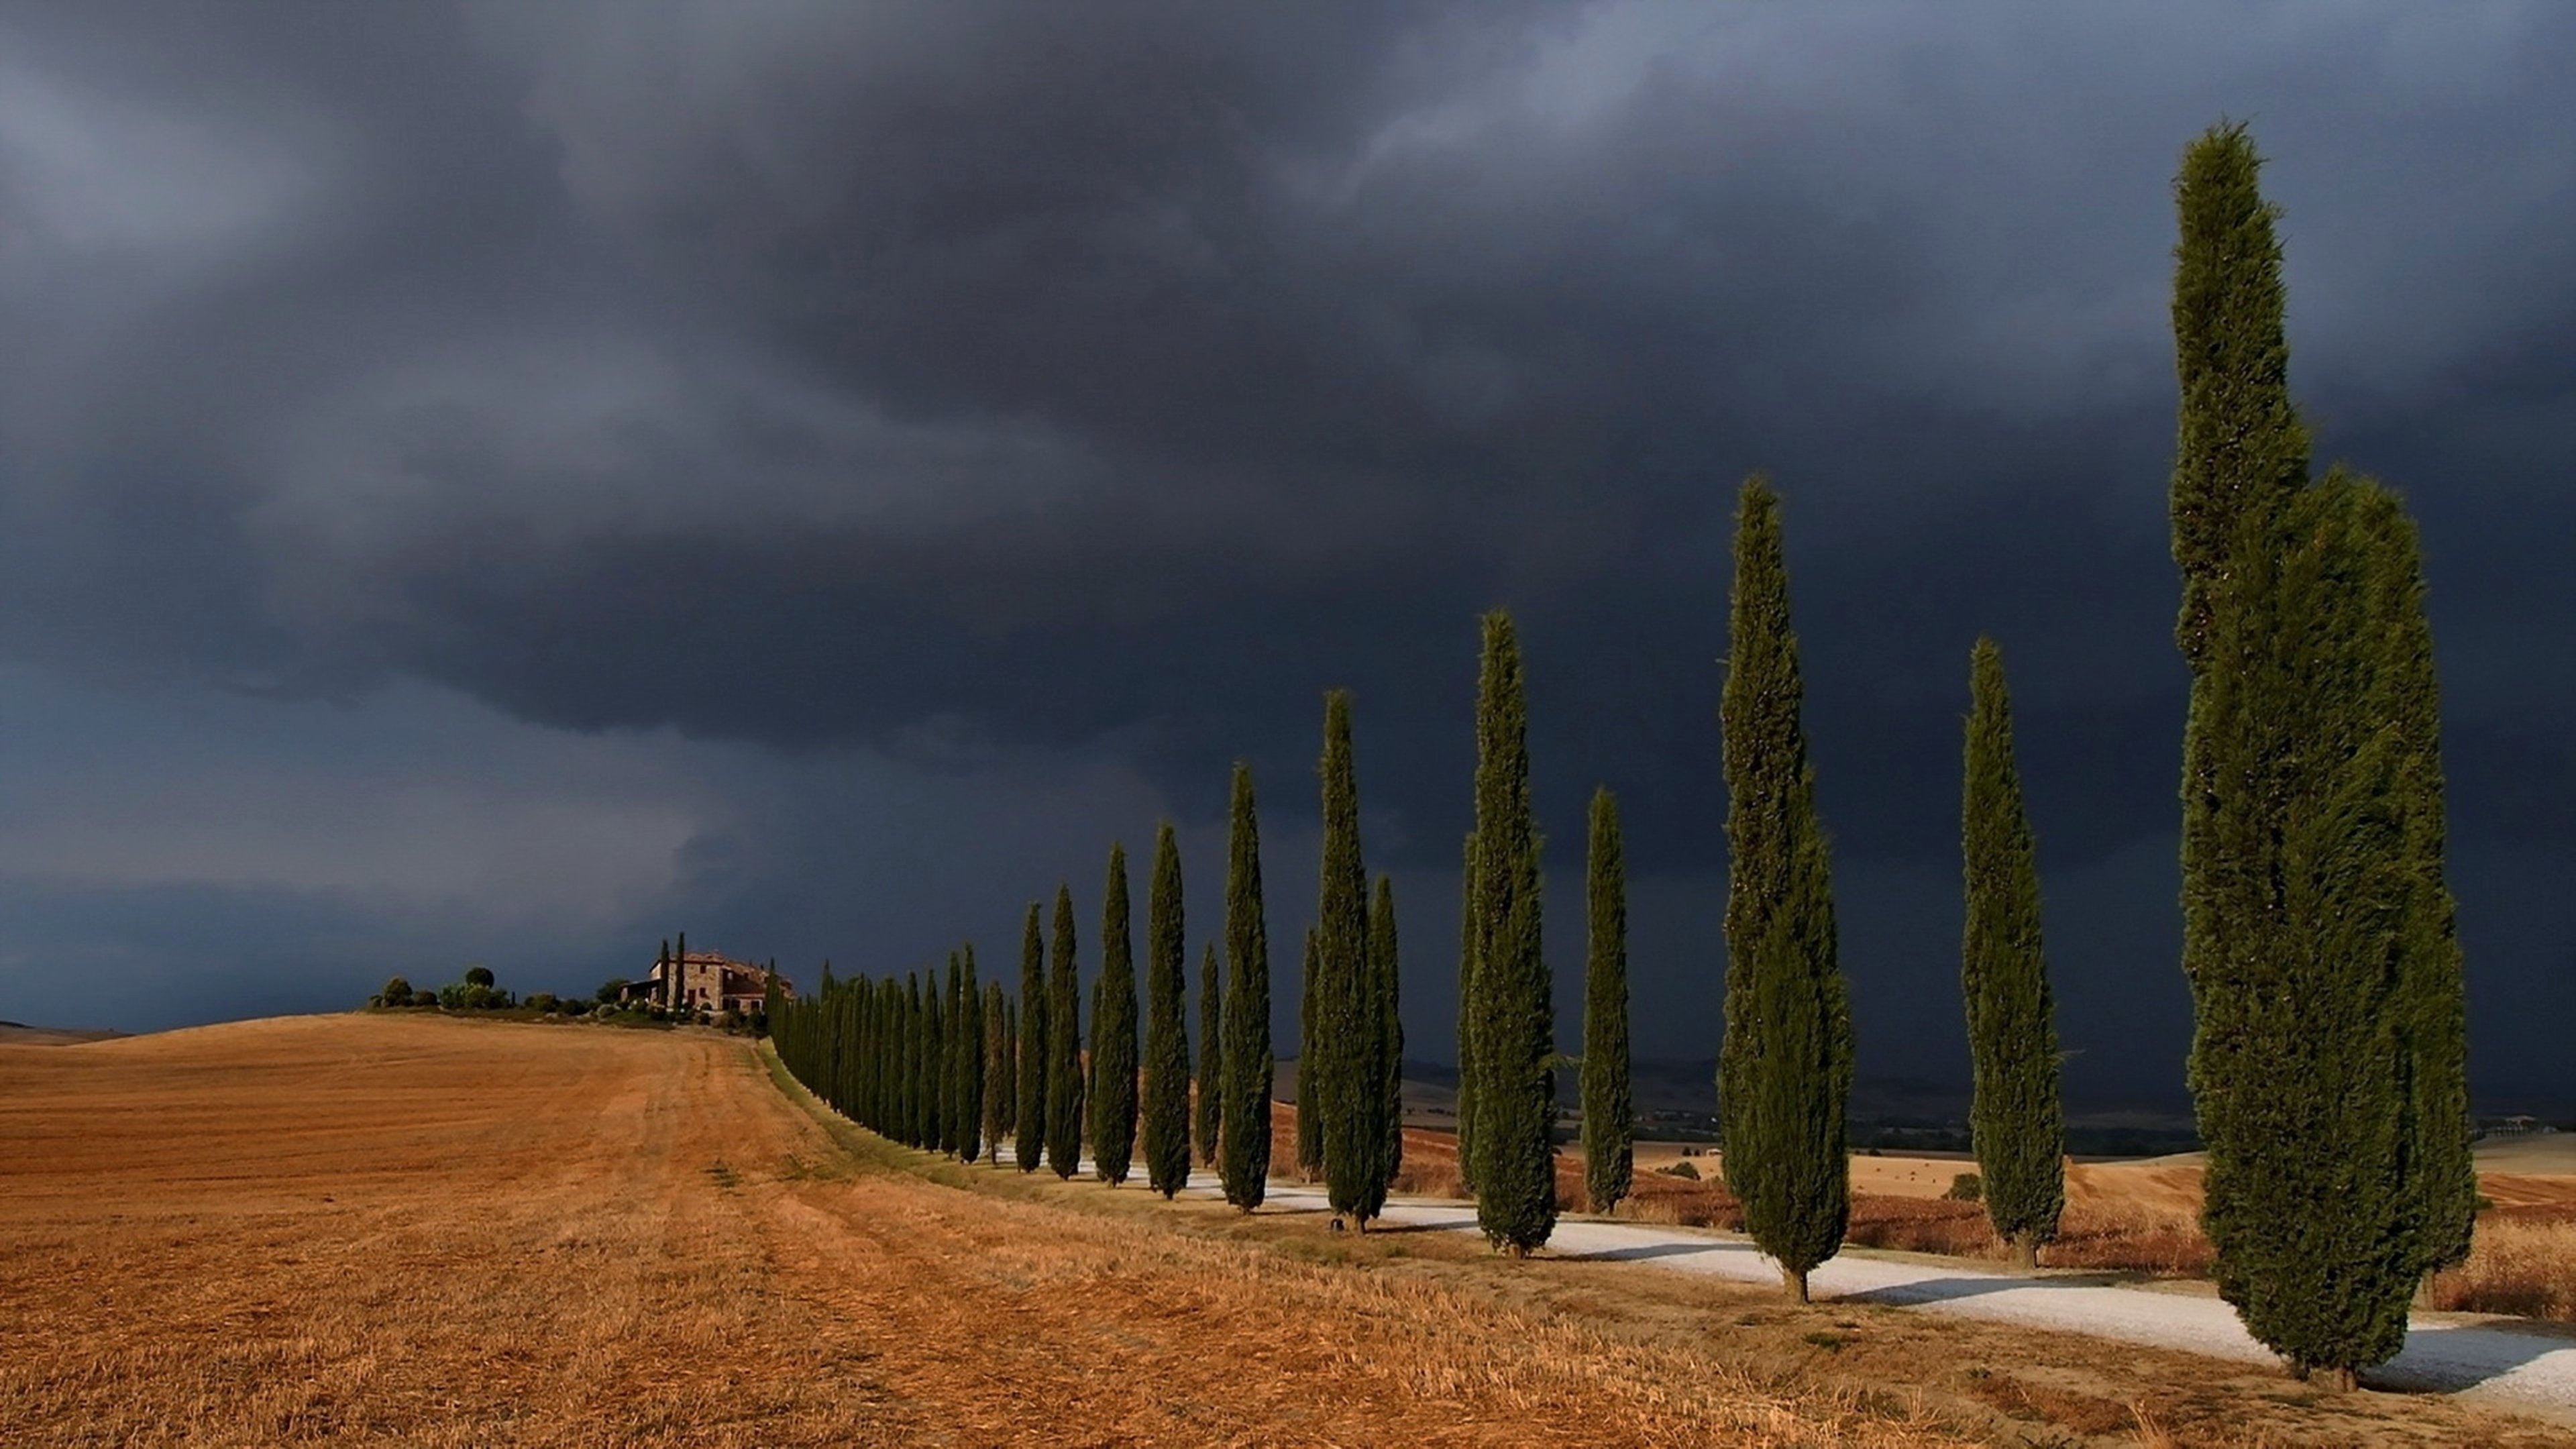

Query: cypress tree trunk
[1295,927,1324,1181]
[1197,942,1224,1167]
[1219,763,1275,1210]
[982,980,1010,1164]
[1717,476,1852,1303]
[1046,885,1086,1179]
[1370,874,1404,1215]
[957,949,984,1165]
[1091,846,1140,1185]
[1468,609,1555,1255]
[1454,830,1481,1195]
[1316,690,1377,1226]
[1016,903,1049,1173]
[1961,639,2064,1270]
[1581,787,1634,1218]
[1143,824,1194,1199]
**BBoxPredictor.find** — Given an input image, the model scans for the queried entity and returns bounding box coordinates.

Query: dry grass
[0,1016,1968,1448]
[2433,1217,2576,1320]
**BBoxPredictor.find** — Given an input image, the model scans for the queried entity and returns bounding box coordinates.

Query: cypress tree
[1961,639,2064,1269]
[1219,763,1275,1210]
[1454,830,1481,1195]
[1717,476,1852,1303]
[937,959,958,1150]
[906,971,926,1148]
[957,948,984,1165]
[982,980,1010,1163]
[1295,926,1324,1180]
[1196,942,1224,1167]
[1315,690,1379,1225]
[1142,824,1194,1198]
[1001,998,1020,1142]
[1016,903,1048,1173]
[1046,885,1085,1179]
[1581,787,1633,1217]
[658,939,672,1012]
[1467,609,1554,1254]
[2196,469,2420,1380]
[1369,874,1404,1215]
[1091,847,1140,1185]
[760,960,782,1038]
[2377,499,2474,1286]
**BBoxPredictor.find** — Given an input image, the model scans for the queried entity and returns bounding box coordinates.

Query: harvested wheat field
[5,1015,2571,1448]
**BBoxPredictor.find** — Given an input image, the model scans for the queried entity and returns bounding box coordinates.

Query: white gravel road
[994,1148,2576,1421]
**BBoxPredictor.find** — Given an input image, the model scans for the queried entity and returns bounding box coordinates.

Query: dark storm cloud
[2,3,2571,1104]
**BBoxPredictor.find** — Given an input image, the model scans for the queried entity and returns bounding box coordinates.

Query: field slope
[4,1014,2568,1447]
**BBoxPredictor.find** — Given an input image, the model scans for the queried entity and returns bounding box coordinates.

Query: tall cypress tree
[2197,469,2419,1381]
[1717,476,1851,1303]
[1295,927,1324,1179]
[982,980,1010,1164]
[957,947,984,1165]
[1046,885,1085,1179]
[1454,830,1481,1195]
[759,961,782,1038]
[1581,787,1633,1217]
[1961,639,2063,1269]
[1219,763,1275,1210]
[1468,609,1554,1255]
[1369,874,1404,1214]
[2375,502,2475,1287]
[1196,942,1224,1167]
[1091,846,1140,1185]
[1001,998,1020,1142]
[1143,824,1194,1199]
[1315,690,1381,1226]
[1016,903,1049,1173]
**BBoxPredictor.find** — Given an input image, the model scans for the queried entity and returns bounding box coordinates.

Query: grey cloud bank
[0,3,2568,1112]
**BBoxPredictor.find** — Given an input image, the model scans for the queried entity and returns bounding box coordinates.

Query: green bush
[464,965,496,988]
[1665,1160,1701,1181]
[596,978,630,1006]
[411,987,440,1007]
[374,975,414,1007]
[1947,1172,1983,1203]
[527,992,559,1014]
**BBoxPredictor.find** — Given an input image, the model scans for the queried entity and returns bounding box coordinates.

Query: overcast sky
[1,2,2569,1112]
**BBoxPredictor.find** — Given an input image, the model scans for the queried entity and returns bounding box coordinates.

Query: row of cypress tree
[768,121,2471,1385]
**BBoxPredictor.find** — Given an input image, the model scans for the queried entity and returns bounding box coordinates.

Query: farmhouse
[623,953,793,1016]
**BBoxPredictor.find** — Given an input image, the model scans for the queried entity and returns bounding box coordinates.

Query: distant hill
[0,1021,129,1046]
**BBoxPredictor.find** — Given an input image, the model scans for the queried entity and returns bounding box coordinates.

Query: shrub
[1947,1172,1984,1203]
[464,965,496,988]
[1665,1160,1701,1181]
[374,975,414,1008]
[411,987,440,1007]
[527,992,559,1014]
[596,978,630,1006]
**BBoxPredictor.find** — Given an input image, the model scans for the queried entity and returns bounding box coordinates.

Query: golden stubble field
[5,1014,2571,1448]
